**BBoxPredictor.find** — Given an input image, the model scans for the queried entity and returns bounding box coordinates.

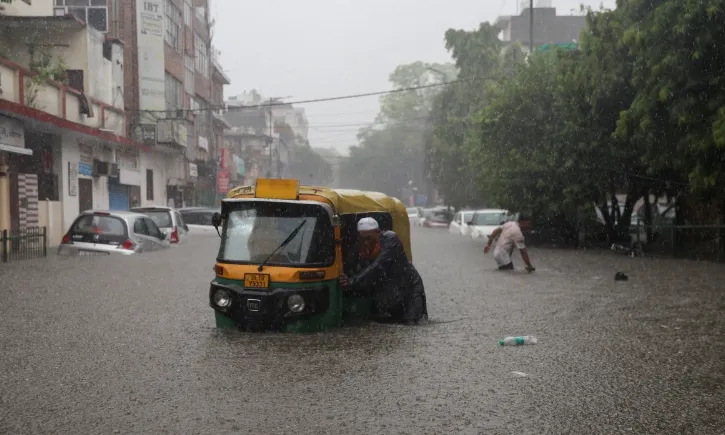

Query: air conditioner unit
[157,120,188,147]
[108,163,119,178]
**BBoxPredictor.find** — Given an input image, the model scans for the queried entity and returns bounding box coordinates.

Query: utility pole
[529,0,534,54]
[268,98,273,178]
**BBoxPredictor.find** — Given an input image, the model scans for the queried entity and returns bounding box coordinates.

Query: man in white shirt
[483,216,536,272]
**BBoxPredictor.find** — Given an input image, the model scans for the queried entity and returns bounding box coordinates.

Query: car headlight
[213,289,232,308]
[287,294,305,313]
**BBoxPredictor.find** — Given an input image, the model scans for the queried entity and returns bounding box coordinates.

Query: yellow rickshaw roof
[227,184,399,216]
[225,182,413,261]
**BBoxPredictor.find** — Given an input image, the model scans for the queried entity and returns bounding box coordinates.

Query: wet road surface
[1,227,724,434]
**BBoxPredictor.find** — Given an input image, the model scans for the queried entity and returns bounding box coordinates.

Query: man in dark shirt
[340,217,428,325]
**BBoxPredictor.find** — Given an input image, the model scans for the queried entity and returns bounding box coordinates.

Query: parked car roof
[80,209,146,218]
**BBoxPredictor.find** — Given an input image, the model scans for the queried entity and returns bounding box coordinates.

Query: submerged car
[58,210,170,256]
[179,207,220,235]
[469,209,510,240]
[423,209,451,228]
[449,210,475,236]
[131,206,189,244]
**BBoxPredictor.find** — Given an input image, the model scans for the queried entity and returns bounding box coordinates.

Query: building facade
[0,0,229,249]
[494,4,587,52]
[0,5,132,245]
[110,0,230,208]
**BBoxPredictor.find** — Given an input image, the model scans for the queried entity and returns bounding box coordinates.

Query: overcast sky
[213,0,616,155]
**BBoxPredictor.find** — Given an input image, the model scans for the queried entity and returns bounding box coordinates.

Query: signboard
[198,136,209,152]
[68,162,79,197]
[217,169,230,193]
[78,144,93,175]
[0,115,30,155]
[133,124,157,147]
[189,163,198,177]
[136,0,165,113]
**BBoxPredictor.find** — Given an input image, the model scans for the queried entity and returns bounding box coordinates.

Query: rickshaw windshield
[218,201,335,267]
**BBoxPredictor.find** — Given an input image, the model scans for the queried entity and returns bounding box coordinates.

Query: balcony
[211,47,231,85]
[156,119,189,149]
[0,56,138,149]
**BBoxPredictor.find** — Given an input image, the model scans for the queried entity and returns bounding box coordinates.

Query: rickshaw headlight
[287,294,305,313]
[213,289,232,308]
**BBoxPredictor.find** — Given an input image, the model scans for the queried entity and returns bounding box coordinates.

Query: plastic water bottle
[499,335,538,346]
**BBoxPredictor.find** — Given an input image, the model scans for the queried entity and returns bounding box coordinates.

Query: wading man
[484,216,536,272]
[340,217,428,325]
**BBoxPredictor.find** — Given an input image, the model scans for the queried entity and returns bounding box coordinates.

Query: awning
[0,143,32,155]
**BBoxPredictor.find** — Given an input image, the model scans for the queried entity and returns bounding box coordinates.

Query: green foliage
[288,144,333,187]
[339,61,454,198]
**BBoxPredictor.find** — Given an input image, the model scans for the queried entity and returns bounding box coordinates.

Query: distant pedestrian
[483,215,535,272]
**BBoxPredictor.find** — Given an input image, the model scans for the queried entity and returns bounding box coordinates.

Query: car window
[175,212,185,230]
[144,218,163,239]
[71,215,126,236]
[137,210,173,228]
[133,218,149,235]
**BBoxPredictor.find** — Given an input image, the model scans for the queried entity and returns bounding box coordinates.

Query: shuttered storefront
[108,178,129,210]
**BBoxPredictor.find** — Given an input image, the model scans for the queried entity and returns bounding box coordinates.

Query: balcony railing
[0,57,126,137]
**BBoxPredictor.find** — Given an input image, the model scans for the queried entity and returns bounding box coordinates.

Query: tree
[614,0,725,204]
[425,23,507,209]
[288,144,333,186]
[340,61,454,199]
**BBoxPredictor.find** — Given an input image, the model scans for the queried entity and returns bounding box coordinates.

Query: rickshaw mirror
[211,212,222,230]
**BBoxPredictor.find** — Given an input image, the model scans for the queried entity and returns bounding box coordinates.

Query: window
[195,99,210,138]
[218,202,335,266]
[165,73,182,112]
[133,218,149,235]
[146,169,154,201]
[69,214,128,244]
[184,55,194,94]
[144,218,163,239]
[194,33,209,77]
[164,0,182,51]
[54,0,108,33]
[183,0,192,26]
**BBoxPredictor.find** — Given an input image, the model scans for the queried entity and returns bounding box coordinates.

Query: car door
[132,217,153,251]
[174,211,189,242]
[144,217,168,250]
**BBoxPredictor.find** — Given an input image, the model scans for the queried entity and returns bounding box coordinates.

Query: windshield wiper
[257,219,307,272]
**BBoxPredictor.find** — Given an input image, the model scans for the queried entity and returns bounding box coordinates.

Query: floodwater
[1,227,724,434]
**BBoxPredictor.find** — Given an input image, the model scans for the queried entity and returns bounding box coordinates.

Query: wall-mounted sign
[217,169,230,193]
[197,136,209,152]
[0,115,31,155]
[188,163,198,177]
[68,161,79,197]
[136,0,165,112]
[133,124,157,147]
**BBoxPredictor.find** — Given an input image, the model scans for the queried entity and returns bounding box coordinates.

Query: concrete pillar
[0,161,10,232]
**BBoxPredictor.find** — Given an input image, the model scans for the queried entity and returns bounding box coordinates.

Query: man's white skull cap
[357,217,379,232]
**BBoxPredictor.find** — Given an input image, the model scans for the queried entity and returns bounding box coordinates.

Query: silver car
[131,206,189,244]
[58,210,170,256]
[178,207,220,235]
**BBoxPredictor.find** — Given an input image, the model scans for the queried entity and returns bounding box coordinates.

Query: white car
[406,207,421,223]
[469,209,510,241]
[131,206,189,244]
[449,210,475,236]
[179,207,220,235]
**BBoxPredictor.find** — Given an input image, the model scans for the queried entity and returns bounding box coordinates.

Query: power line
[136,78,469,114]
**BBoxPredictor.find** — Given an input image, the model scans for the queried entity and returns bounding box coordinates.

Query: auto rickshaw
[209,178,413,332]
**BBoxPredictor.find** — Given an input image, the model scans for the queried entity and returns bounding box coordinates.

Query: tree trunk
[643,191,653,243]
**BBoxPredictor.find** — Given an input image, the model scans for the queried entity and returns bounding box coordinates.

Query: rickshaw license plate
[244,273,270,288]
